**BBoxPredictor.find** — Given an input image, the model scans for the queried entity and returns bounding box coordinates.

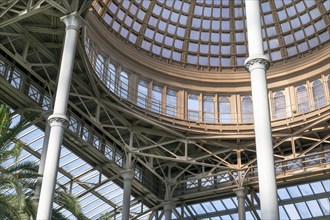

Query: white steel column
[36,12,84,220]
[163,202,172,220]
[34,124,50,199]
[233,187,247,220]
[244,0,279,219]
[121,170,134,220]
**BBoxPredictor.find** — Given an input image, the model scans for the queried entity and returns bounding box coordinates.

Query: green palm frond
[0,195,21,219]
[0,103,89,219]
[0,104,39,163]
[54,190,89,220]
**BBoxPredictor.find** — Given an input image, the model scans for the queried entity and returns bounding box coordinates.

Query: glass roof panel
[295,202,312,218]
[322,180,330,191]
[278,188,290,200]
[318,198,330,215]
[306,200,324,217]
[201,202,216,212]
[92,0,330,69]
[310,181,325,194]
[4,107,152,220]
[287,186,302,198]
[284,204,301,219]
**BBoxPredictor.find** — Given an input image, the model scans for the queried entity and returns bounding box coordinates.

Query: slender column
[233,187,247,220]
[34,124,50,199]
[36,12,84,220]
[120,170,134,220]
[163,202,172,220]
[244,1,279,219]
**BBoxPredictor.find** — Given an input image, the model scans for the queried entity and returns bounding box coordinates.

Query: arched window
[152,85,162,113]
[118,71,128,99]
[296,85,309,113]
[166,90,177,117]
[219,97,231,123]
[188,94,199,121]
[203,96,215,123]
[106,63,116,92]
[137,80,148,108]
[312,79,325,108]
[241,96,253,123]
[274,91,286,119]
[95,54,104,79]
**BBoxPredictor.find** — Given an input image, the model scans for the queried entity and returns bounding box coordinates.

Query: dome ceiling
[92,0,330,69]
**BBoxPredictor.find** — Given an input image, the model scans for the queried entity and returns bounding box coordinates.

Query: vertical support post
[163,202,172,220]
[36,12,84,220]
[244,1,279,219]
[233,187,247,220]
[163,184,173,220]
[120,131,134,219]
[120,169,134,220]
[34,124,50,199]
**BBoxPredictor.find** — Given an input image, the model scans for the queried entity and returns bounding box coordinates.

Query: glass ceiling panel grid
[4,113,152,220]
[92,0,330,69]
[173,179,330,220]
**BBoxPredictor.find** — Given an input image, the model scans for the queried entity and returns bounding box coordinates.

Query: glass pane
[274,92,286,119]
[219,97,231,123]
[307,200,323,217]
[242,96,253,123]
[137,80,148,108]
[296,86,310,113]
[188,95,199,121]
[312,80,326,108]
[318,198,330,215]
[284,204,301,219]
[166,90,177,117]
[151,86,162,113]
[203,96,215,123]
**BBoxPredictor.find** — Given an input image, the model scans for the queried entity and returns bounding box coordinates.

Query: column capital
[60,12,85,30]
[233,187,248,199]
[120,169,135,181]
[47,113,69,127]
[244,55,270,72]
[163,201,173,210]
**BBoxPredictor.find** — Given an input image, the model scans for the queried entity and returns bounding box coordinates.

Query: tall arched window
[166,90,177,117]
[137,80,148,108]
[242,96,253,123]
[118,71,128,99]
[296,85,309,113]
[203,96,215,123]
[152,85,162,113]
[219,97,231,123]
[188,94,199,121]
[312,79,325,108]
[274,91,286,119]
[95,54,105,79]
[106,63,116,92]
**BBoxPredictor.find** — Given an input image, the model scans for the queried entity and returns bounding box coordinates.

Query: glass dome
[92,0,329,69]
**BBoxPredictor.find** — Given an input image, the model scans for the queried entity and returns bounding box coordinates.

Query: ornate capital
[47,113,69,127]
[244,55,270,72]
[60,12,85,31]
